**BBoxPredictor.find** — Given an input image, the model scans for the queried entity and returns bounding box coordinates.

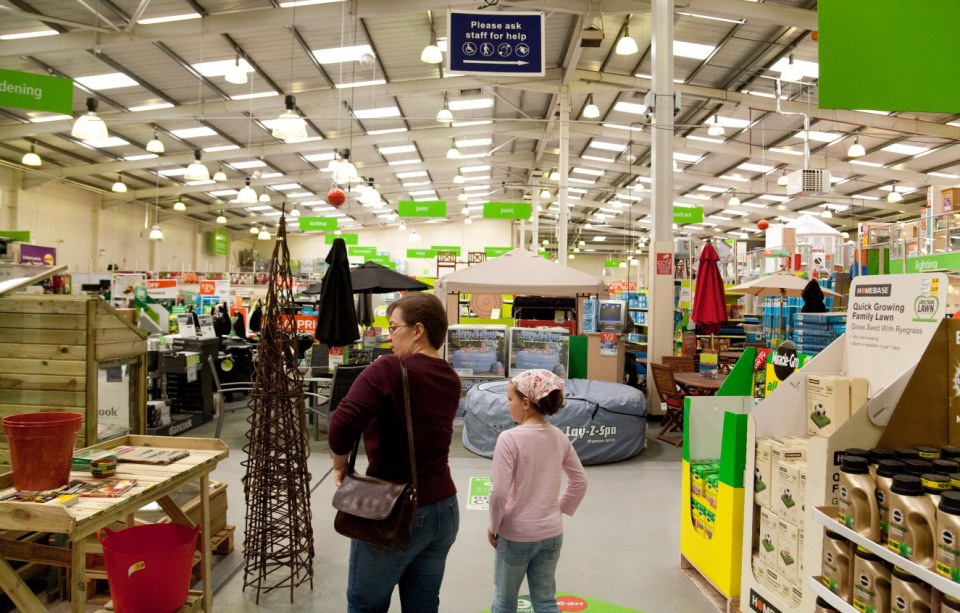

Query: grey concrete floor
[188,408,715,612]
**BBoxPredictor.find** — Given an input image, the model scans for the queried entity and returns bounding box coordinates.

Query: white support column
[531,175,540,248]
[558,86,570,263]
[647,0,676,413]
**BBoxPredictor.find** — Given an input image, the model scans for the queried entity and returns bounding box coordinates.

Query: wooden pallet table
[0,435,228,613]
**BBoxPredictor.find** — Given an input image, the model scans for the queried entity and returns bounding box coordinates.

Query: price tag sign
[176,314,197,338]
[656,253,673,276]
[196,314,217,338]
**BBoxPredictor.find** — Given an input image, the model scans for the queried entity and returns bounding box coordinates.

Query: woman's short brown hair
[386,292,448,349]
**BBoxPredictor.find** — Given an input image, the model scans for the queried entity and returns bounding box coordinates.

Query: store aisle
[191,411,712,612]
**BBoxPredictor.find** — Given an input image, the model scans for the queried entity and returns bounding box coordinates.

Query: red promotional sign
[281,314,318,334]
[607,280,637,292]
[600,332,618,344]
[199,280,216,295]
[656,253,673,275]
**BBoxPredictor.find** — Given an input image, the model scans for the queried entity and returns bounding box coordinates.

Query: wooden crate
[0,295,147,468]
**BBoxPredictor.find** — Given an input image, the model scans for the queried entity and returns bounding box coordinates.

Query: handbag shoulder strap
[346,358,418,496]
[400,358,417,494]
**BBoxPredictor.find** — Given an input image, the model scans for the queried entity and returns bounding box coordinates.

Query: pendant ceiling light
[707,115,725,137]
[333,149,359,184]
[398,221,407,231]
[224,55,248,85]
[250,224,260,234]
[258,191,271,203]
[847,136,865,158]
[21,145,41,167]
[237,177,258,204]
[149,224,164,240]
[540,188,552,199]
[146,131,164,154]
[184,149,210,181]
[437,94,453,123]
[887,186,903,203]
[821,206,833,218]
[216,210,227,224]
[71,97,108,142]
[728,195,741,206]
[582,95,600,119]
[446,140,460,159]
[173,196,186,211]
[289,206,301,217]
[272,95,308,142]
[111,175,127,193]
[615,24,639,55]
[464,216,473,225]
[420,27,443,64]
[409,228,421,243]
[257,228,271,240]
[359,178,381,207]
[453,173,465,184]
[212,165,227,182]
[777,171,789,186]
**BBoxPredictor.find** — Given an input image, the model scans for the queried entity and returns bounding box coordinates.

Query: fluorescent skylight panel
[448,98,494,111]
[881,143,930,156]
[29,113,72,123]
[572,167,604,176]
[715,116,751,129]
[769,147,804,156]
[228,160,267,170]
[0,30,58,40]
[676,12,745,24]
[760,195,791,202]
[793,130,842,143]
[171,126,218,138]
[396,170,428,179]
[272,184,302,191]
[336,79,387,89]
[262,211,282,217]
[246,205,275,212]
[388,158,422,166]
[464,175,491,182]
[461,165,490,173]
[137,13,200,24]
[455,138,493,148]
[673,152,702,163]
[408,189,436,196]
[354,106,400,119]
[686,135,725,144]
[722,209,749,217]
[193,58,254,78]
[123,154,158,161]
[850,160,883,167]
[589,140,628,152]
[303,152,335,162]
[75,73,138,90]
[288,192,314,198]
[204,145,240,152]
[312,45,375,65]
[402,182,431,187]
[231,92,279,101]
[368,127,408,135]
[685,194,710,201]
[85,137,130,148]
[612,101,648,115]
[697,185,728,193]
[463,185,490,191]
[129,102,175,112]
[451,120,493,127]
[209,189,238,197]
[719,174,749,182]
[583,155,615,163]
[378,144,417,155]
[568,177,596,185]
[456,151,489,159]
[737,162,775,173]
[929,172,960,179]
[771,57,819,80]
[158,168,188,176]
[674,40,715,60]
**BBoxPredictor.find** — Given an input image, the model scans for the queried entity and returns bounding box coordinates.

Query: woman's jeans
[491,534,563,613]
[347,495,459,613]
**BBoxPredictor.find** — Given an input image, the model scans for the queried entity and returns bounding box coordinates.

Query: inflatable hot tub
[462,378,647,465]
[451,349,498,373]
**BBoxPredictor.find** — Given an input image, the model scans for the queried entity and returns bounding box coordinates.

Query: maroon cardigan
[328,353,461,506]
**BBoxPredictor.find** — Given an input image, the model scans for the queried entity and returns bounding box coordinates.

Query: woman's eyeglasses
[387,324,409,334]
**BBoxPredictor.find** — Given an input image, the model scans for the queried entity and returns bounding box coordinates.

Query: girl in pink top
[487,369,588,613]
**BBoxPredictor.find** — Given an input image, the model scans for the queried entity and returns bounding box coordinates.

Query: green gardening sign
[483,202,531,219]
[398,200,447,218]
[348,246,377,258]
[325,233,358,245]
[299,216,338,232]
[0,69,73,115]
[889,252,960,274]
[673,206,704,224]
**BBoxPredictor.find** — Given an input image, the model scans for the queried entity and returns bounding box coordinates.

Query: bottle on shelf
[888,474,937,569]
[852,546,892,613]
[838,454,880,541]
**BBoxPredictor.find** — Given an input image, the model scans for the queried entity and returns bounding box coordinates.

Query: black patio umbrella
[303,261,432,295]
[356,292,374,327]
[314,238,360,347]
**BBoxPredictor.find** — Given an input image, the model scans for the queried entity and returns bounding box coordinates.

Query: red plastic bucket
[2,411,82,491]
[100,523,200,613]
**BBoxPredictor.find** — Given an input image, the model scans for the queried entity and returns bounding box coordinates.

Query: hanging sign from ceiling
[483,202,531,219]
[447,11,545,77]
[398,200,447,218]
[299,216,338,232]
[0,69,73,115]
[673,206,704,224]
[325,233,358,245]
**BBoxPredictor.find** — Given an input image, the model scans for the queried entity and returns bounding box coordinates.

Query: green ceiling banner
[819,0,960,113]
[431,245,461,256]
[483,202,531,219]
[398,200,447,218]
[673,206,704,224]
[325,233,358,245]
[407,248,437,259]
[0,230,30,242]
[299,216,338,232]
[604,259,623,268]
[370,255,395,269]
[348,246,377,258]
[538,250,550,259]
[206,229,229,256]
[484,247,512,257]
[0,69,73,114]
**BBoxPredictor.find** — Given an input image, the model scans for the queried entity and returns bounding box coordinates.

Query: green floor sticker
[478,593,644,612]
[468,476,492,510]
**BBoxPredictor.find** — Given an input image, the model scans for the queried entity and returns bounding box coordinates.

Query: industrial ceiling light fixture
[461,204,470,215]
[583,95,600,119]
[184,149,210,181]
[409,228,422,243]
[436,94,453,123]
[540,187,552,199]
[21,145,41,167]
[257,227,271,240]
[72,97,108,141]
[258,191,271,203]
[237,177,258,204]
[273,95,308,141]
[847,136,865,158]
[224,55,248,85]
[149,224,164,240]
[216,210,227,224]
[887,185,903,203]
[359,177,381,206]
[615,20,639,55]
[777,170,789,186]
[146,131,164,154]
[707,115,725,137]
[779,54,804,82]
[333,148,359,183]
[212,164,228,182]
[420,13,443,64]
[173,196,186,211]
[250,224,260,234]
[446,140,460,159]
[821,205,833,218]
[464,216,473,225]
[289,203,300,217]
[399,221,407,231]
[453,172,465,184]
[111,175,127,193]
[728,195,741,206]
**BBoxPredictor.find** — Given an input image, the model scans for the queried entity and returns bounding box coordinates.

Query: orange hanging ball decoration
[327,188,347,207]
[758,219,769,231]
[811,31,818,42]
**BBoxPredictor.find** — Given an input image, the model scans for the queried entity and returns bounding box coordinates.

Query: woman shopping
[328,292,462,613]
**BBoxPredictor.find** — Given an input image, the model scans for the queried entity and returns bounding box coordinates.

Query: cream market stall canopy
[434,249,605,297]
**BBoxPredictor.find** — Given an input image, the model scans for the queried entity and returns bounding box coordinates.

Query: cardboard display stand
[737,273,952,612]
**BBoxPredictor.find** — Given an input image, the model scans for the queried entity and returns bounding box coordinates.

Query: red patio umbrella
[691,241,728,337]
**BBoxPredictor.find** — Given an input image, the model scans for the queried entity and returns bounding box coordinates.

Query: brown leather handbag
[332,359,418,548]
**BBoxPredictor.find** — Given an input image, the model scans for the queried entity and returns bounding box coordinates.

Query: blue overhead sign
[447,11,545,77]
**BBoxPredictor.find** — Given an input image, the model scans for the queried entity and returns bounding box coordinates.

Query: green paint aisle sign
[0,69,73,114]
[299,216,338,232]
[207,229,229,256]
[432,245,462,256]
[673,206,704,224]
[484,247,512,257]
[483,202,531,219]
[348,246,377,258]
[325,233,358,245]
[467,476,492,510]
[407,248,437,259]
[398,200,447,218]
